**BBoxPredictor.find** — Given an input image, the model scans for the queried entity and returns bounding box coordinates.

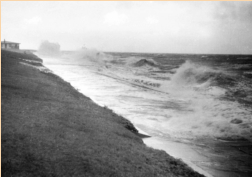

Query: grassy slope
[1,50,204,177]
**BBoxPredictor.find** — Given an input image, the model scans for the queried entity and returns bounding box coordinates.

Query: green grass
[1,49,204,177]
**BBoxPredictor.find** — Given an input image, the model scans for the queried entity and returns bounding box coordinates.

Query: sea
[38,49,252,177]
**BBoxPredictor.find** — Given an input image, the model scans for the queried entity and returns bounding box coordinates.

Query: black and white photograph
[2,1,252,177]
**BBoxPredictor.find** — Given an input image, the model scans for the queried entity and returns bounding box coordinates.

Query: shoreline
[39,51,252,177]
[144,137,212,177]
[39,53,210,177]
[40,54,213,177]
[2,49,204,177]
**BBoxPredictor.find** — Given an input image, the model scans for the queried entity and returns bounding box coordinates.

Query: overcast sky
[2,1,252,54]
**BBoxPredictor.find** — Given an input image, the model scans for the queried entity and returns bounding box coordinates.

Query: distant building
[1,40,20,50]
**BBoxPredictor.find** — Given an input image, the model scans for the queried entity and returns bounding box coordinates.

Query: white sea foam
[39,50,252,141]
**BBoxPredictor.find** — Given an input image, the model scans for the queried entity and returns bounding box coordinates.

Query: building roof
[1,41,20,44]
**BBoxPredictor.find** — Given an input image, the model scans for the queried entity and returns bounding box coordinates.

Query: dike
[1,49,204,177]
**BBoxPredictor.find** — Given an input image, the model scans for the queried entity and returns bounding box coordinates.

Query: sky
[1,1,252,54]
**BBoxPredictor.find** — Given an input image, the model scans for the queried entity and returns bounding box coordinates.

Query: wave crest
[171,61,218,86]
[133,59,158,67]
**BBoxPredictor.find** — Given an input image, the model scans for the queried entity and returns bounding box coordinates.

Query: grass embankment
[1,50,204,177]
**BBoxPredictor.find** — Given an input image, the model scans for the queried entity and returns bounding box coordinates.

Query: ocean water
[39,49,252,177]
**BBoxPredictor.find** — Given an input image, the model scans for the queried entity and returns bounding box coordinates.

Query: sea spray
[39,51,252,141]
[39,51,252,176]
[38,40,61,57]
[71,48,113,64]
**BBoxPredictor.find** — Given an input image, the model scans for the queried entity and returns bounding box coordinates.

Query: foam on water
[39,49,252,141]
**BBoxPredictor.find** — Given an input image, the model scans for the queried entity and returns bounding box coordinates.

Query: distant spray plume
[71,48,113,66]
[38,40,61,57]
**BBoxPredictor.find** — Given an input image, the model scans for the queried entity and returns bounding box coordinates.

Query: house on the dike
[1,40,20,50]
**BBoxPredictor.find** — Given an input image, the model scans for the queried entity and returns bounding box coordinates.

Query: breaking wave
[40,50,252,141]
[132,59,158,67]
[70,48,114,66]
[170,61,237,88]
